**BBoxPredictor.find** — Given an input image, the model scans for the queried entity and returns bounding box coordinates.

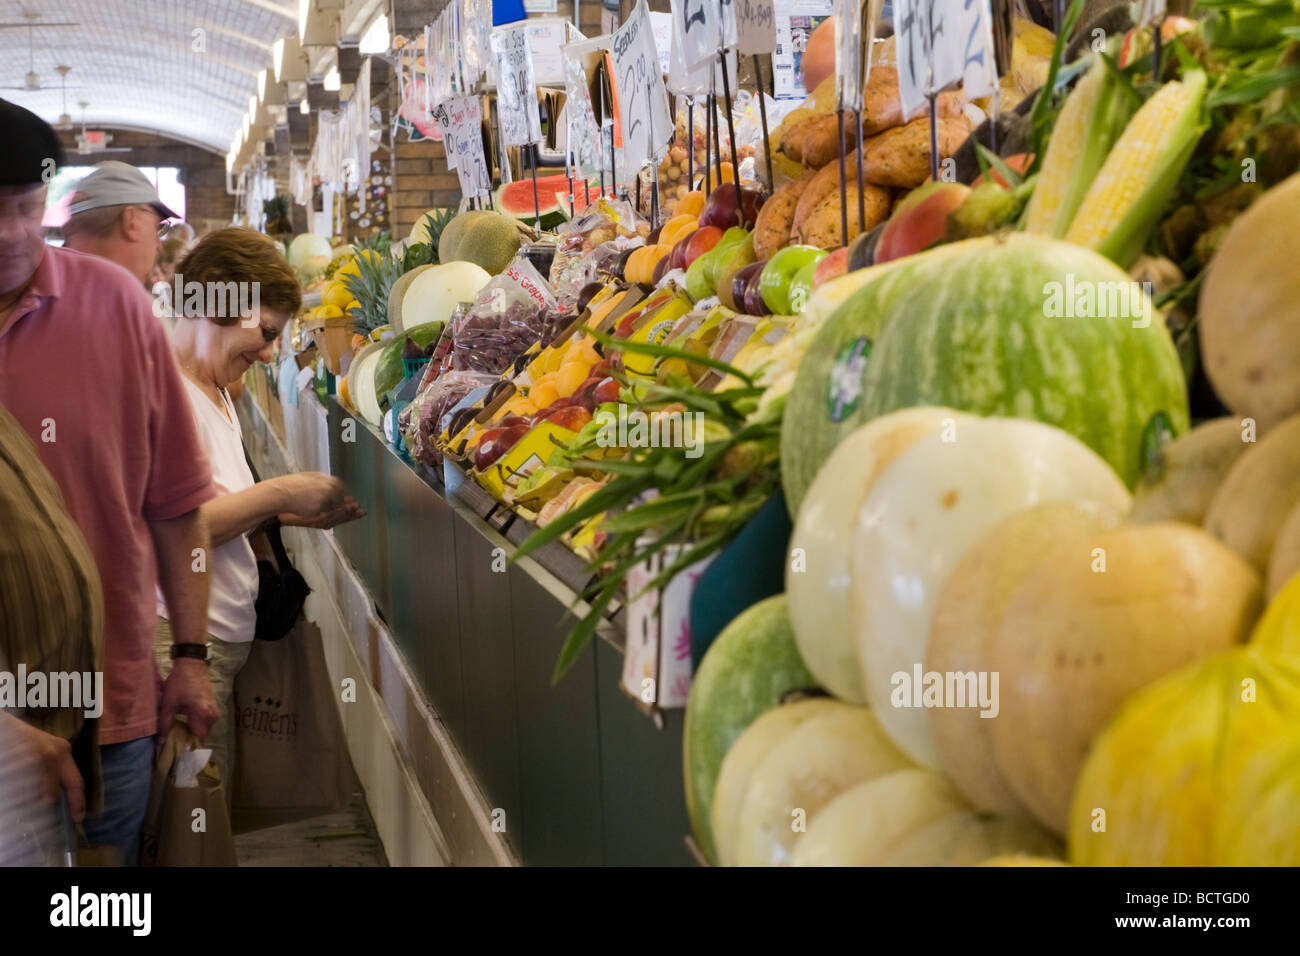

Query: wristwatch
[170,643,210,662]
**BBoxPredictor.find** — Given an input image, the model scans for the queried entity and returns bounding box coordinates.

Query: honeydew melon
[400,261,491,331]
[850,414,1132,770]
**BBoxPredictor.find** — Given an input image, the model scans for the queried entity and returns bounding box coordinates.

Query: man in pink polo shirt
[0,100,219,863]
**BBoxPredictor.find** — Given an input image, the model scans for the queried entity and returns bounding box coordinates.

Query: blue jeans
[81,736,154,865]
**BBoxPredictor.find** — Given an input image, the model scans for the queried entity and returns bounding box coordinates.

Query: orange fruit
[677,191,706,217]
[554,361,589,398]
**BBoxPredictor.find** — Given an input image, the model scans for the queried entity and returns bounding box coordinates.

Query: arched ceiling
[0,0,298,153]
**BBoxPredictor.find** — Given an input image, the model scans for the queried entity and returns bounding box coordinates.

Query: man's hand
[5,713,85,822]
[159,657,219,740]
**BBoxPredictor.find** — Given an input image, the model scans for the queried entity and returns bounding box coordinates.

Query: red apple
[547,406,593,432]
[698,183,764,231]
[742,260,770,315]
[682,226,723,267]
[875,182,971,264]
[594,376,621,405]
[813,247,849,285]
[474,423,529,470]
[971,153,1035,190]
[731,261,766,313]
[652,252,674,285]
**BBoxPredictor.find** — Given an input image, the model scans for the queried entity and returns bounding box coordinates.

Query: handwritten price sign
[959,0,998,100]
[834,0,863,109]
[674,0,722,69]
[447,96,492,198]
[491,24,543,147]
[736,0,775,54]
[612,0,674,183]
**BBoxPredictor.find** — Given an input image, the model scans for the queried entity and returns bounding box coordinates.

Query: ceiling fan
[0,9,82,92]
[74,102,131,155]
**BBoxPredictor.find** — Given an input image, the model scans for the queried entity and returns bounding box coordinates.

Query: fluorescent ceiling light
[359,13,389,54]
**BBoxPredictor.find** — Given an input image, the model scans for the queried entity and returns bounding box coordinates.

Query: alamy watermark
[0,666,102,719]
[1042,274,1154,329]
[151,274,260,326]
[593,404,705,459]
[890,664,999,718]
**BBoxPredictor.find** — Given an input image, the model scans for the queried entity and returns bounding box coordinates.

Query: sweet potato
[864,115,973,189]
[752,170,817,260]
[795,182,891,249]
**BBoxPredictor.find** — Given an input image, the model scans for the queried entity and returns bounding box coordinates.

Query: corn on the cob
[1065,70,1208,267]
[1024,62,1107,235]
[1023,57,1134,238]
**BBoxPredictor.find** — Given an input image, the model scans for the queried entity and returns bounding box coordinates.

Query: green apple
[685,253,714,302]
[703,227,750,288]
[715,235,757,312]
[787,259,821,314]
[759,245,826,315]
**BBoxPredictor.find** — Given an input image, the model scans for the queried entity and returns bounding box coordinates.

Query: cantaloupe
[792,769,968,866]
[1204,413,1300,573]
[1201,171,1300,433]
[1130,417,1252,525]
[927,500,1124,816]
[851,415,1131,769]
[993,522,1261,834]
[786,406,957,703]
[709,698,841,868]
[400,261,491,331]
[731,703,911,866]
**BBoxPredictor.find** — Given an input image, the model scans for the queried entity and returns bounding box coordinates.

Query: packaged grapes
[450,255,559,375]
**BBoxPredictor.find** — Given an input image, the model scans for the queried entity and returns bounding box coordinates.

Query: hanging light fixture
[55,66,73,129]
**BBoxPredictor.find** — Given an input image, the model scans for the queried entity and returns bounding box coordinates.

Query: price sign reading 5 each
[490,24,543,146]
[735,0,775,55]
[612,0,674,183]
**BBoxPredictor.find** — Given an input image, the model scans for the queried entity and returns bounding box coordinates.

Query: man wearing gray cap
[0,99,218,865]
[62,161,179,285]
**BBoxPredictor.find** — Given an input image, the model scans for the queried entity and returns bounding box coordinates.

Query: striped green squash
[781,235,1188,515]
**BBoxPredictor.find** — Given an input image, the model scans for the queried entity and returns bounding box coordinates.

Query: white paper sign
[431,100,460,169]
[528,18,569,86]
[447,95,492,197]
[1137,0,1168,27]
[649,11,674,75]
[611,0,674,183]
[893,0,929,118]
[669,0,737,95]
[929,0,965,94]
[958,0,998,99]
[833,0,863,109]
[675,0,722,69]
[720,0,739,49]
[736,0,776,55]
[563,35,605,180]
[491,24,543,146]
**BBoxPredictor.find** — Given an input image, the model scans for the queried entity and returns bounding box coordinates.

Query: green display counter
[323,397,693,866]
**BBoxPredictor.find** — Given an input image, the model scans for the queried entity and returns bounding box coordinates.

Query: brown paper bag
[139,723,237,866]
[231,618,357,833]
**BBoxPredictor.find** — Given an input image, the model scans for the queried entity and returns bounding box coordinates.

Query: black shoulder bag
[253,518,311,642]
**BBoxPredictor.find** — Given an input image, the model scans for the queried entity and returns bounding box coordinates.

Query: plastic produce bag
[451,255,558,375]
[548,196,647,300]
[405,369,499,468]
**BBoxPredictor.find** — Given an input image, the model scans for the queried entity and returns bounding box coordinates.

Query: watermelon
[495,173,589,230]
[373,321,445,405]
[780,234,1189,515]
[682,595,818,865]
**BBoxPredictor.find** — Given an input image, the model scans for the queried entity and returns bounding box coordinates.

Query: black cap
[0,98,64,187]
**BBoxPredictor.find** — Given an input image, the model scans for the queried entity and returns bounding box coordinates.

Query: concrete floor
[234,793,389,867]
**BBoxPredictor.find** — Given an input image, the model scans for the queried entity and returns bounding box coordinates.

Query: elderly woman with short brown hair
[155,227,363,791]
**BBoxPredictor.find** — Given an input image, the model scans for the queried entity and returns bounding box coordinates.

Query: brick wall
[389,2,612,239]
[54,128,235,232]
